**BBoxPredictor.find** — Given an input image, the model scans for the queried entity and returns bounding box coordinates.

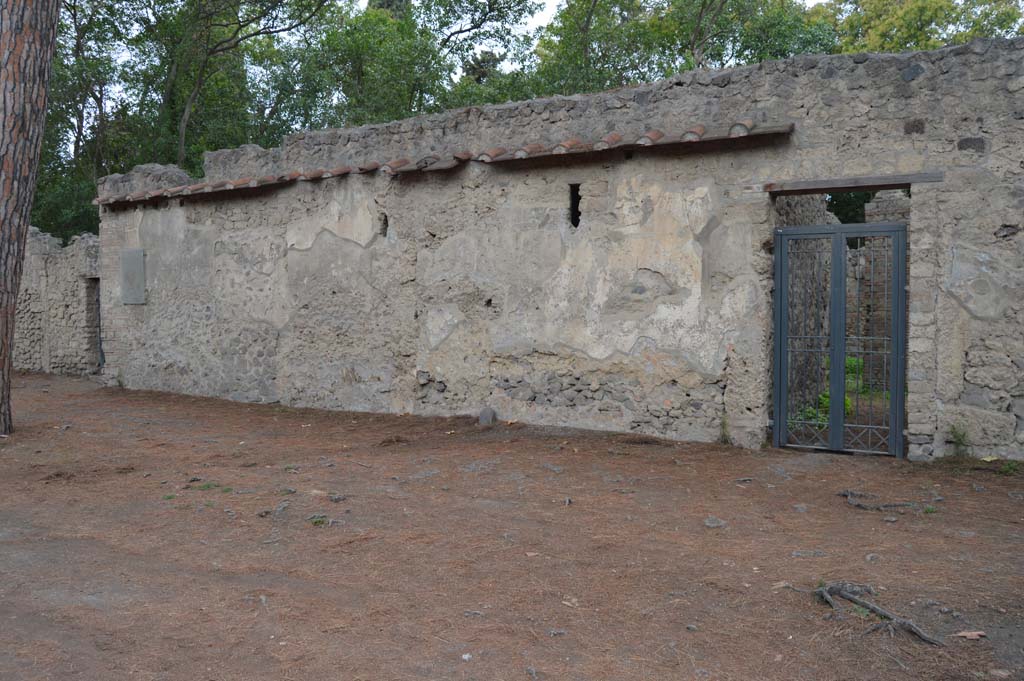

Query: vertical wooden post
[0,0,61,433]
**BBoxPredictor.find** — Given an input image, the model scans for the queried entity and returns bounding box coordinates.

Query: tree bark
[0,0,61,434]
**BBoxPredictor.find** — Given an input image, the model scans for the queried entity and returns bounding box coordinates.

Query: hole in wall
[569,184,581,228]
[378,213,389,237]
[484,298,493,308]
[995,224,1020,239]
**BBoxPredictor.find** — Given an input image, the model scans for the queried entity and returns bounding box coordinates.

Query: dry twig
[815,581,943,646]
[838,489,919,512]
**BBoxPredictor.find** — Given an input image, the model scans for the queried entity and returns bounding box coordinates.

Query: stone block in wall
[939,404,1017,449]
[203,144,283,182]
[97,164,192,199]
[864,190,911,223]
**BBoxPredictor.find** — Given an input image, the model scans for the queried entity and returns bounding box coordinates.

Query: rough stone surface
[14,227,101,375]
[479,407,497,426]
[92,38,1024,457]
[97,164,192,198]
[864,190,912,224]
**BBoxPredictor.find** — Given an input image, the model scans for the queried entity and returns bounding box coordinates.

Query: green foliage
[818,389,853,418]
[788,387,853,429]
[719,414,731,445]
[530,0,836,95]
[329,9,447,125]
[948,424,970,456]
[532,0,675,94]
[827,191,874,224]
[997,460,1020,476]
[818,0,1022,53]
[792,404,828,426]
[731,0,838,63]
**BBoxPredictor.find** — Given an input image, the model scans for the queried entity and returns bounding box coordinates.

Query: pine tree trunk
[0,0,61,434]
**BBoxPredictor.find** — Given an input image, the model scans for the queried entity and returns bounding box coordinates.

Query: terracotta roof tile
[553,138,588,154]
[381,158,412,174]
[729,119,754,137]
[163,184,190,198]
[95,121,793,205]
[637,130,665,146]
[594,132,623,150]
[423,154,469,171]
[416,155,440,169]
[476,147,507,163]
[681,124,706,142]
[514,143,548,159]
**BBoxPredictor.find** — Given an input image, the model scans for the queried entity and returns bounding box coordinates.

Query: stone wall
[15,227,102,375]
[865,190,912,223]
[908,180,1023,459]
[97,38,1024,458]
[99,156,770,445]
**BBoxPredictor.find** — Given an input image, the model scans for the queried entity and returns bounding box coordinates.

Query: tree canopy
[34,0,1023,241]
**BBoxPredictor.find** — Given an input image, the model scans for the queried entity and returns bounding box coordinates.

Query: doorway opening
[772,222,907,456]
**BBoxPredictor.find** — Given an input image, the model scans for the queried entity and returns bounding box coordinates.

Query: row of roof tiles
[96,121,792,206]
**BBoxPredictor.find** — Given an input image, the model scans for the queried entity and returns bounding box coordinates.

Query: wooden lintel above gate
[759,171,945,196]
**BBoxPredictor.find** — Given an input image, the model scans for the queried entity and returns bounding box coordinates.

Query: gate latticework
[772,223,907,457]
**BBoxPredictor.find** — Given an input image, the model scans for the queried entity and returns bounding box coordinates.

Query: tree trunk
[176,79,203,168]
[176,58,209,168]
[0,0,61,434]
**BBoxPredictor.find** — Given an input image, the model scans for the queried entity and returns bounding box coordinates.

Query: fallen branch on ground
[838,489,919,512]
[815,581,944,646]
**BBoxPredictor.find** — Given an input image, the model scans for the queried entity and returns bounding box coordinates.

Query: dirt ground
[1,374,1022,681]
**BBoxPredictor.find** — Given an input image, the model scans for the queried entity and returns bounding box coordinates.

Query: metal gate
[772,222,906,456]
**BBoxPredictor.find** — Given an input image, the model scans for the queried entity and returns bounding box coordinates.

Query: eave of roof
[95,121,793,207]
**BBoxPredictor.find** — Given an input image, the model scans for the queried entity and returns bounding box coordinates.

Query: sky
[525,0,559,31]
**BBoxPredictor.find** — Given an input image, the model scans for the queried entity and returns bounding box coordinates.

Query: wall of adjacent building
[14,227,102,375]
[95,37,1024,458]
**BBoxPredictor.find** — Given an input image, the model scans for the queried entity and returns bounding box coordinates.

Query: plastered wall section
[99,155,775,447]
[99,38,1024,456]
[14,227,101,375]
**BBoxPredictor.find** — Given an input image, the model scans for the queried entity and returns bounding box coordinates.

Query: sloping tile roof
[95,121,793,206]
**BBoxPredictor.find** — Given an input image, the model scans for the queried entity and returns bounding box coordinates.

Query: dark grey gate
[772,222,906,456]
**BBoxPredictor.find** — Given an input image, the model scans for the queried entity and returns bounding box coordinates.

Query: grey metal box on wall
[121,249,146,304]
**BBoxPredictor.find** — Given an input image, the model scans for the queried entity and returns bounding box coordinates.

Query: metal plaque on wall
[121,249,146,305]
